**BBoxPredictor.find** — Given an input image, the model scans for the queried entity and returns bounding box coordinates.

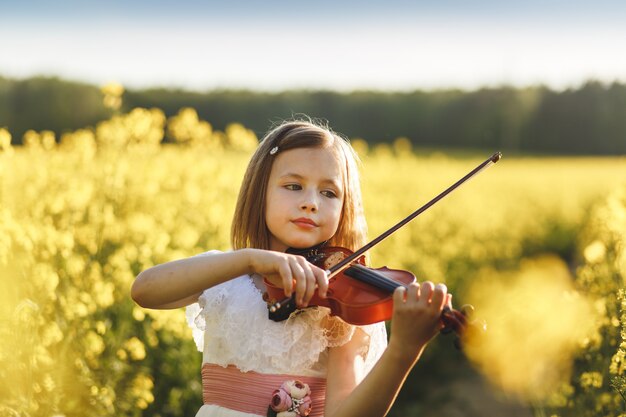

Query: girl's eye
[321,190,338,198]
[285,184,302,191]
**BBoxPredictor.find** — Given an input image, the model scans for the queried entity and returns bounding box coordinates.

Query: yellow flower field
[1,108,625,417]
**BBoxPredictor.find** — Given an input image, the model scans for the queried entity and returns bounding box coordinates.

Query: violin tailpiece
[267,295,297,322]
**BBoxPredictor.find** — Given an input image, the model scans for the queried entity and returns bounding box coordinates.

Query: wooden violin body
[263,246,416,325]
[263,245,469,339]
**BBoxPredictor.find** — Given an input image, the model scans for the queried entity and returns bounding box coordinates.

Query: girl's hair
[231,119,367,252]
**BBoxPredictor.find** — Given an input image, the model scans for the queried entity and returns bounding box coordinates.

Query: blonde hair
[231,119,367,252]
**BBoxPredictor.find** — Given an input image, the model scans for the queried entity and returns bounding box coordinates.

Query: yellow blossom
[101,82,124,111]
[0,127,13,155]
[124,337,146,361]
[225,122,257,151]
[584,240,607,264]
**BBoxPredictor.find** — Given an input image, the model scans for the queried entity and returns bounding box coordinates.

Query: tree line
[1,76,625,155]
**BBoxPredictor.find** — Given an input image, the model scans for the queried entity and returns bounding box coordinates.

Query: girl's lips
[292,218,318,228]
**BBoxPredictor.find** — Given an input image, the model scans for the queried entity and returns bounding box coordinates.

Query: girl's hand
[247,249,329,307]
[388,281,449,361]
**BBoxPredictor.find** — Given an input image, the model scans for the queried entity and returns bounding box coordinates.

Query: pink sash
[202,363,327,417]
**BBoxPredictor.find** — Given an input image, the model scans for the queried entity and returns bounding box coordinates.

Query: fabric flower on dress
[267,380,312,417]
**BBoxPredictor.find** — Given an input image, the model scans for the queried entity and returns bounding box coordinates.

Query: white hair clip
[270,146,279,155]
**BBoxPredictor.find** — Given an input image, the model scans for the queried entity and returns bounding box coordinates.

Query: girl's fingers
[445,293,453,309]
[431,283,447,310]
[393,286,406,308]
[314,266,329,298]
[257,252,330,304]
[419,281,434,304]
[407,282,420,302]
[290,258,307,304]
[295,256,329,305]
[278,260,293,297]
[300,260,317,306]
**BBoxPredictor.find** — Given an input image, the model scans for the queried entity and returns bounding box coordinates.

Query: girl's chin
[285,242,318,250]
[273,238,326,252]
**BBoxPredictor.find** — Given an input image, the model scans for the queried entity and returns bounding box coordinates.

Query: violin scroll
[441,304,487,350]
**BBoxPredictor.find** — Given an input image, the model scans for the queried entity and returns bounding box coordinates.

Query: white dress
[186,251,388,417]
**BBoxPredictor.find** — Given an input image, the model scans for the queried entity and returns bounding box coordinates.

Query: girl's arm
[325,282,447,417]
[131,248,328,310]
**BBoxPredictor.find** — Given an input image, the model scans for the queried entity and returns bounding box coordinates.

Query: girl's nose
[300,202,318,212]
[300,193,318,212]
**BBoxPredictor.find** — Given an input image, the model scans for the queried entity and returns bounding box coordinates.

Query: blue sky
[1,0,625,91]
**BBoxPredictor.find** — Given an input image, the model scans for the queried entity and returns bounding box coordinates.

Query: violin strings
[344,264,401,293]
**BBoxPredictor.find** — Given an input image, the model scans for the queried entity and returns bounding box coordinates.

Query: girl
[131,119,451,417]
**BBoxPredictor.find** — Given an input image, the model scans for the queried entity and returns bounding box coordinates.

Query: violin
[263,152,501,341]
[263,245,470,335]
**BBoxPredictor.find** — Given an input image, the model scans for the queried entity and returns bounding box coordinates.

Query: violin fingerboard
[344,264,400,293]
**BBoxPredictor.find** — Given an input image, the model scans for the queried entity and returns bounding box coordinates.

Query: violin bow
[327,152,502,278]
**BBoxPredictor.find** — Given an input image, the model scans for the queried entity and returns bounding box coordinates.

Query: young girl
[131,119,452,417]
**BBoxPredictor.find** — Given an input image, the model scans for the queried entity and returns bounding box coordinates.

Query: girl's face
[265,146,344,252]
